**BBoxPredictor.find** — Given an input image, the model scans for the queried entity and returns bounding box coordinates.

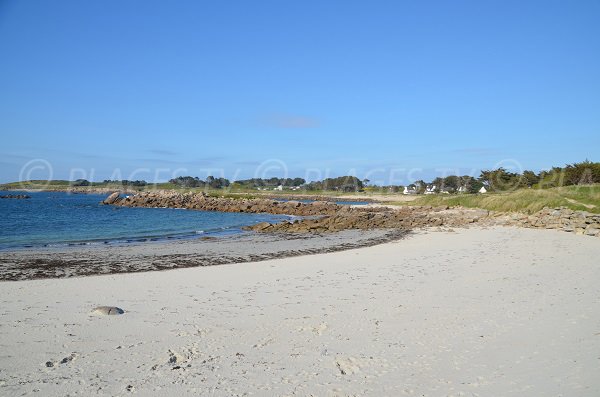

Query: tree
[564,160,600,185]
[292,177,306,186]
[206,176,230,189]
[479,168,523,191]
[413,180,426,194]
[169,176,204,188]
[522,170,540,187]
[305,176,363,191]
[72,179,90,187]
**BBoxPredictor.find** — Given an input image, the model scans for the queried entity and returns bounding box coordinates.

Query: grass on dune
[1,180,73,188]
[399,185,600,214]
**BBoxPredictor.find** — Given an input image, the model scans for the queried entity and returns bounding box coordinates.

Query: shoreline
[2,190,598,282]
[0,186,410,203]
[0,228,407,281]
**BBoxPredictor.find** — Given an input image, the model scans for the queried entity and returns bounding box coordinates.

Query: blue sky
[1,0,599,184]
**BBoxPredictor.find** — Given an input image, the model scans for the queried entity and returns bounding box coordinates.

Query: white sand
[1,226,599,396]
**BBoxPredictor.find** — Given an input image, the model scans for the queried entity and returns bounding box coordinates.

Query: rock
[100,190,600,238]
[585,227,599,236]
[91,306,125,315]
[107,191,342,217]
[102,192,121,205]
[0,194,31,199]
[60,353,77,364]
[252,222,272,231]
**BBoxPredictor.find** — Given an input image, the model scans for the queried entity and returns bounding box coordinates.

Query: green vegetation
[233,177,305,189]
[401,185,600,214]
[169,176,230,189]
[429,175,482,193]
[477,160,600,192]
[0,180,74,189]
[305,176,364,192]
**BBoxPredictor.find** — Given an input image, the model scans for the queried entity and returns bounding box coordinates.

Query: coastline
[0,186,411,203]
[1,226,599,396]
[0,228,406,281]
[2,189,599,281]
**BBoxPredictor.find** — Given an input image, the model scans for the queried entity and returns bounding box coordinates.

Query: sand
[0,226,599,396]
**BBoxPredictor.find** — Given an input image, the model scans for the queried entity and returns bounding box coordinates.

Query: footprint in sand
[45,353,77,368]
[253,338,274,348]
[298,322,328,335]
[335,357,361,375]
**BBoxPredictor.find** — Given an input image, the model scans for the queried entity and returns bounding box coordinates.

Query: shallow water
[0,191,288,250]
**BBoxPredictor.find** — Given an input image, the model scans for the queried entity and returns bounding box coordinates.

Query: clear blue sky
[1,0,599,184]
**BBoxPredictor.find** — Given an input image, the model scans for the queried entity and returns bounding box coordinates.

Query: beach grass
[397,185,600,214]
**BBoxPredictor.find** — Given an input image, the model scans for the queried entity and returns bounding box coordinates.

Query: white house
[457,186,467,193]
[403,186,417,195]
[478,186,488,194]
[424,185,436,195]
[274,185,283,191]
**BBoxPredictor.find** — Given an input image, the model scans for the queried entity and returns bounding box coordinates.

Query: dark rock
[0,194,31,199]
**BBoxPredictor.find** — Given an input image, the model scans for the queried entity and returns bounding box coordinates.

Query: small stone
[45,361,54,368]
[60,353,76,364]
[90,306,125,315]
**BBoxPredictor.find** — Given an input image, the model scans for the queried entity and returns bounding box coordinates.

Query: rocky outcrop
[499,207,600,237]
[0,194,31,199]
[243,206,491,233]
[105,191,341,216]
[102,192,600,238]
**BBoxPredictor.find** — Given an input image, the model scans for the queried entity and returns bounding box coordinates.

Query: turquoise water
[0,191,288,250]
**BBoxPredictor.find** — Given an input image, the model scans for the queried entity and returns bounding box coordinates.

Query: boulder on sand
[90,306,125,315]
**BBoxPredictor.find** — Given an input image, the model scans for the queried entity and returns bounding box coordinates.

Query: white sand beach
[1,226,599,396]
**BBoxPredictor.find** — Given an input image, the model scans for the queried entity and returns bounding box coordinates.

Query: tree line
[414,160,600,193]
[169,176,231,189]
[65,160,599,193]
[233,177,306,188]
[305,176,364,192]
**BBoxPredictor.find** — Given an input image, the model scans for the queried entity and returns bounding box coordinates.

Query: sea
[0,191,290,250]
